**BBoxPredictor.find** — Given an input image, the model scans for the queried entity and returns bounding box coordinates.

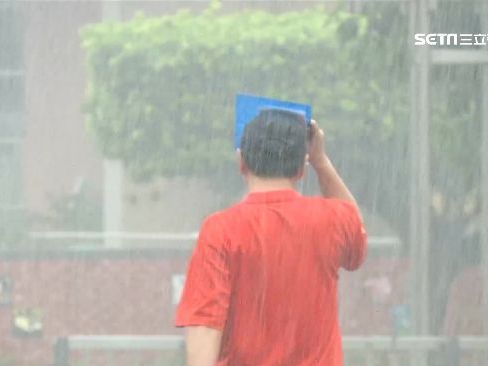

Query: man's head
[239,109,308,181]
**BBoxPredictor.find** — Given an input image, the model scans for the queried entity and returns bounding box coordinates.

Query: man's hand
[307,119,328,168]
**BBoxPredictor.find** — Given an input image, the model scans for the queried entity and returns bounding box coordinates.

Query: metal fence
[52,335,488,366]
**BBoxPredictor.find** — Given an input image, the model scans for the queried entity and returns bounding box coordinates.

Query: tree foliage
[80,5,395,177]
[80,2,479,244]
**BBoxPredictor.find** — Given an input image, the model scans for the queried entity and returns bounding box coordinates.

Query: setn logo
[414,33,458,46]
[414,33,488,46]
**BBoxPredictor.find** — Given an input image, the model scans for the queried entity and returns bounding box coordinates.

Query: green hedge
[80,5,404,180]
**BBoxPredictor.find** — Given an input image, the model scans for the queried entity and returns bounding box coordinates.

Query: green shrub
[80,5,389,181]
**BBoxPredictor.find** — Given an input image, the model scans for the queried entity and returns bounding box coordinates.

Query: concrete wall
[21,1,103,219]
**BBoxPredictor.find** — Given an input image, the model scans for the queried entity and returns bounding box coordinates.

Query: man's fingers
[309,120,324,138]
[309,120,319,135]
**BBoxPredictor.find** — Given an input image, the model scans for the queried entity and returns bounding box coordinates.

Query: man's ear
[294,156,309,181]
[295,165,305,181]
[236,148,248,175]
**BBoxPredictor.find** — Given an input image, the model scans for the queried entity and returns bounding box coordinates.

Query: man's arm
[307,120,358,209]
[174,215,230,366]
[186,326,222,366]
[313,156,356,204]
[308,120,367,270]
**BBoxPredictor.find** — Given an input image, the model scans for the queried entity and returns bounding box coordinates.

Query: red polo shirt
[175,189,367,366]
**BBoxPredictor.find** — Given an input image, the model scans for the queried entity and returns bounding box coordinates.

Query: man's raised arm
[307,120,359,210]
[307,120,367,270]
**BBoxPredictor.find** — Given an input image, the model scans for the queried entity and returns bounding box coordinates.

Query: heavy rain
[0,0,486,365]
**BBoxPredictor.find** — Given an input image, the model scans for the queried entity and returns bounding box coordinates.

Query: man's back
[176,189,367,365]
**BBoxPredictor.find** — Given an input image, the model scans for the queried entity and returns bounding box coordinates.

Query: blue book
[234,93,312,149]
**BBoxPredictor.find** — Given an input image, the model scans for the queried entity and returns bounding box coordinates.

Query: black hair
[240,108,307,178]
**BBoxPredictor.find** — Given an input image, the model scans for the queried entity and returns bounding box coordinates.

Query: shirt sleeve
[175,214,231,331]
[336,200,368,271]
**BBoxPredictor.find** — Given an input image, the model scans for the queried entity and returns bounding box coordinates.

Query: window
[0,0,24,132]
[0,73,24,114]
[0,144,21,206]
[0,2,23,70]
[0,1,24,246]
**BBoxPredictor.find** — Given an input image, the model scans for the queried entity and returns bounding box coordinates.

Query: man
[175,109,367,366]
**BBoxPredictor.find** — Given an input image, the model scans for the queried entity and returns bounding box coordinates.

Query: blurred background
[0,0,486,365]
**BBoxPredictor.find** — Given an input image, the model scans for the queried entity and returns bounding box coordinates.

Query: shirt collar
[241,189,301,204]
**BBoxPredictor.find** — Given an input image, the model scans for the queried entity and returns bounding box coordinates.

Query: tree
[81,1,480,259]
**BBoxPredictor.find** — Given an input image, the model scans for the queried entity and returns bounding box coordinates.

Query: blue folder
[234,93,312,149]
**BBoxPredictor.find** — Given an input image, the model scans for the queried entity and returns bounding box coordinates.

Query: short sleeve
[336,200,367,271]
[175,214,231,331]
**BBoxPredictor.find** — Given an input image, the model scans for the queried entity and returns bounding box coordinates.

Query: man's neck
[246,176,296,193]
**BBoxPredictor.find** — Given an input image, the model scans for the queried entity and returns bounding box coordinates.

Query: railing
[53,335,488,366]
[29,231,198,250]
[30,231,401,251]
